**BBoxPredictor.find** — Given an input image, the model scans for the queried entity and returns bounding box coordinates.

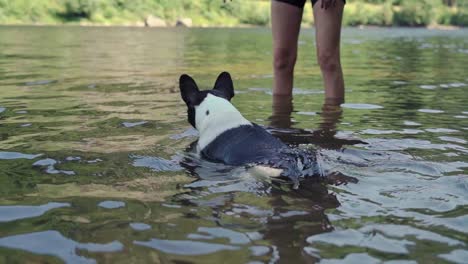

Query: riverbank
[0,23,464,31]
[0,0,466,27]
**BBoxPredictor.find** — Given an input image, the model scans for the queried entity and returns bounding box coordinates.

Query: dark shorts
[274,0,345,8]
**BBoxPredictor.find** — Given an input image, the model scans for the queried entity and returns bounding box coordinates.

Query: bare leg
[313,0,345,102]
[271,1,303,96]
[270,94,293,128]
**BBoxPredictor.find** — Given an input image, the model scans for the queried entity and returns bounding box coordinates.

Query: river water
[0,26,467,263]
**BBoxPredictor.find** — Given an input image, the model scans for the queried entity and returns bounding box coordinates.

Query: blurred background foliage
[0,0,466,26]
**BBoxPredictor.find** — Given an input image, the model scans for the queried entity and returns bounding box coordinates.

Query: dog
[179,72,321,188]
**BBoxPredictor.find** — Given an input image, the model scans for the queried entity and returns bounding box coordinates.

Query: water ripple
[122,121,148,127]
[418,109,444,114]
[319,253,381,264]
[0,230,123,264]
[341,103,383,110]
[359,224,463,246]
[98,201,125,209]
[187,227,251,245]
[131,155,183,172]
[129,223,151,231]
[0,151,42,160]
[0,202,70,222]
[23,80,57,86]
[439,249,468,264]
[33,158,75,175]
[307,229,413,254]
[134,238,239,255]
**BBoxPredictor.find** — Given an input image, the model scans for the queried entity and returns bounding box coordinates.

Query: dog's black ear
[179,74,200,106]
[213,71,234,101]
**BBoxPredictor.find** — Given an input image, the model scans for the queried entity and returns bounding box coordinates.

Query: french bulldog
[179,72,321,188]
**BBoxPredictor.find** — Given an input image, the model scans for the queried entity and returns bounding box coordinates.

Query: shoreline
[0,23,464,30]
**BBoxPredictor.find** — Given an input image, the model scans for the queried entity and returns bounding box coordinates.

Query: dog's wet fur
[179,72,321,187]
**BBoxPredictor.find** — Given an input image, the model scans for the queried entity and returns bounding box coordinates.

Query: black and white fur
[179,72,320,186]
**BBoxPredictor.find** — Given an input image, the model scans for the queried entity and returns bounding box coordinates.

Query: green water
[0,26,467,263]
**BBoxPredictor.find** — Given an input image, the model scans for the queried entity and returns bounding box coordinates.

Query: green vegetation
[0,0,466,27]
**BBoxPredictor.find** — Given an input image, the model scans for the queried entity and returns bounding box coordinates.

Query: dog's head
[179,72,236,129]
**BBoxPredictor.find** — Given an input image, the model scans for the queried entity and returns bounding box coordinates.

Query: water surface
[0,26,467,263]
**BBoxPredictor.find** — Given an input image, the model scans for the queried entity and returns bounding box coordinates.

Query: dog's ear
[213,71,234,101]
[179,74,200,106]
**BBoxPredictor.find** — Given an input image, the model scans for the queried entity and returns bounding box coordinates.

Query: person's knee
[273,48,296,72]
[317,50,340,73]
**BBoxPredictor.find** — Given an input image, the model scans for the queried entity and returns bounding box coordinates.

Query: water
[0,25,467,263]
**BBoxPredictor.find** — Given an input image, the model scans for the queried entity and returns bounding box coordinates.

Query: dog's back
[201,124,287,165]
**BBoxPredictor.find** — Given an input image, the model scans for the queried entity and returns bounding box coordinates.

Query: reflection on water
[0,202,70,222]
[0,231,123,264]
[0,151,42,160]
[134,238,240,256]
[0,26,467,263]
[98,200,126,209]
[269,96,366,150]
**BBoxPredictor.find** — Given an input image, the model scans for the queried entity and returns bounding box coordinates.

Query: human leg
[270,94,293,128]
[271,0,304,95]
[313,0,345,102]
